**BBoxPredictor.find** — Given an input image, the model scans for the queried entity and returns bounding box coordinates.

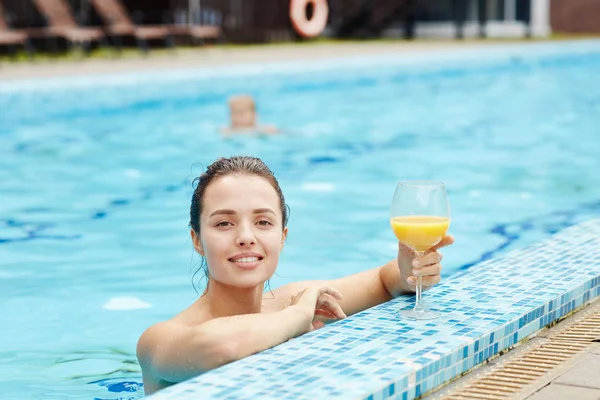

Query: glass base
[398,308,440,320]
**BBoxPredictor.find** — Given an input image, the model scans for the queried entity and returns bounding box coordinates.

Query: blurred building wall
[551,0,600,34]
[404,0,550,39]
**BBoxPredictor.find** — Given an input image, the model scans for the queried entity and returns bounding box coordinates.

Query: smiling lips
[228,253,264,270]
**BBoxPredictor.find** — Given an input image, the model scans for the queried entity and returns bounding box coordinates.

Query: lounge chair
[29,0,105,52]
[0,1,34,57]
[90,0,173,52]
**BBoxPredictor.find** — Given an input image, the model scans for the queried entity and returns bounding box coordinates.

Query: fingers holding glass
[413,251,442,268]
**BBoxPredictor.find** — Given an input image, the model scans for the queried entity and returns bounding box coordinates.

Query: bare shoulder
[137,301,211,367]
[136,300,215,392]
[137,320,186,362]
[136,320,192,394]
[259,125,279,134]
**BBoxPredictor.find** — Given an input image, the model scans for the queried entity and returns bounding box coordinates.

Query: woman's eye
[257,220,272,226]
[216,221,232,227]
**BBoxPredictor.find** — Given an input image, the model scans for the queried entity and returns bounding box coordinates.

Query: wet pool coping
[148,218,600,400]
[424,297,600,399]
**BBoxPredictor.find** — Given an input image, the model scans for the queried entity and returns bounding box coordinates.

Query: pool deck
[426,298,600,399]
[0,39,565,81]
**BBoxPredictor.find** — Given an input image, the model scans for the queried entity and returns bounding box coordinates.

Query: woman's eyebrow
[209,209,236,217]
[208,208,275,217]
[253,208,276,215]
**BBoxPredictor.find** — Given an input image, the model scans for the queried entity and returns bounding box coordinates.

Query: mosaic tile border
[149,218,600,400]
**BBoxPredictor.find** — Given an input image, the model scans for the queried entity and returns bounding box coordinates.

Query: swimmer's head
[228,95,257,129]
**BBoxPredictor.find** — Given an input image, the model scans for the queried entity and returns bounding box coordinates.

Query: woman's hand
[289,286,346,333]
[397,235,454,292]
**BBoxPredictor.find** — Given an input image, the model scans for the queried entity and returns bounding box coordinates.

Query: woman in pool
[137,156,453,394]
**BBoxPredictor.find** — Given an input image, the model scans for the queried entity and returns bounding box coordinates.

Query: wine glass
[390,181,450,320]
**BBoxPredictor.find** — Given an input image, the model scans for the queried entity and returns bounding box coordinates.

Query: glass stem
[413,251,424,314]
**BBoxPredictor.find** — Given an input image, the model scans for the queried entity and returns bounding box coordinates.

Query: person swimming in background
[222,94,279,136]
[136,156,454,395]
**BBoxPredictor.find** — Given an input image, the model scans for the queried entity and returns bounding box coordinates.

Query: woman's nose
[236,224,256,246]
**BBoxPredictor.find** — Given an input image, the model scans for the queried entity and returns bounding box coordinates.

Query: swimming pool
[1,40,600,400]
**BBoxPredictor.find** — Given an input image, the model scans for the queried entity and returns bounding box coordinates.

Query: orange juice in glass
[390,181,450,320]
[390,215,450,253]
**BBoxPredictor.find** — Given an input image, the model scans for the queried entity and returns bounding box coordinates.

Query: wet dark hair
[189,156,289,293]
[190,156,288,233]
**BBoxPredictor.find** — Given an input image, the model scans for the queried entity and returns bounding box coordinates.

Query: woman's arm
[273,236,453,316]
[273,263,399,317]
[137,306,308,385]
[137,286,345,387]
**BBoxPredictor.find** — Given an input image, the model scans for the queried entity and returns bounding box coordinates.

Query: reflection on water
[89,377,143,400]
[57,349,143,399]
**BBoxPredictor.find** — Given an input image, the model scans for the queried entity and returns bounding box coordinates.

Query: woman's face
[193,174,287,288]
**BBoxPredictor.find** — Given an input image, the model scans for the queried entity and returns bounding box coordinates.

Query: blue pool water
[1,40,600,400]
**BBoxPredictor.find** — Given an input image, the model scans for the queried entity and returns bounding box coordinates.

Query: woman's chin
[229,275,272,289]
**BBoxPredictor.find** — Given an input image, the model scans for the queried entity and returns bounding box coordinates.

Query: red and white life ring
[289,0,329,39]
